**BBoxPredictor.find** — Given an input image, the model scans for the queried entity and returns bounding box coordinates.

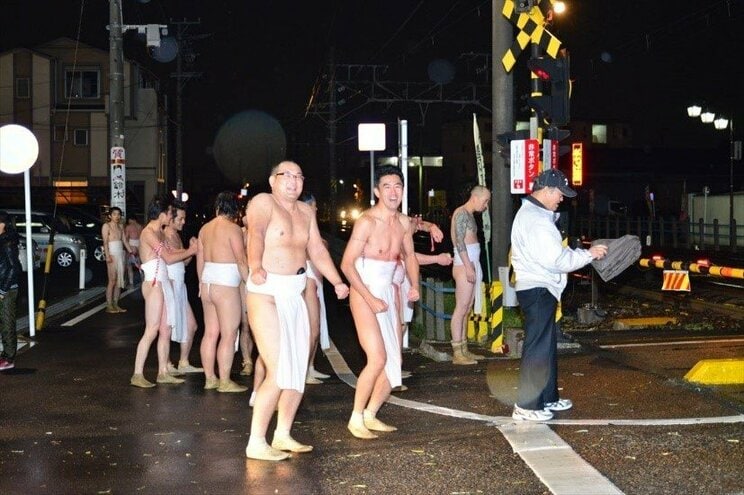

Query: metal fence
[574,216,741,252]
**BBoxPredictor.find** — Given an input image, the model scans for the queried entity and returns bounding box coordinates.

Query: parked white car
[7,209,87,269]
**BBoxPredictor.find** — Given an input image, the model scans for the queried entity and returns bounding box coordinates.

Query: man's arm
[245,194,272,284]
[228,225,250,282]
[306,211,348,299]
[195,231,204,283]
[401,218,420,301]
[452,210,471,258]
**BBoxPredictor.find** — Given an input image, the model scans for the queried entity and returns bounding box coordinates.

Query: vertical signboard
[571,142,583,186]
[542,139,559,169]
[110,146,126,217]
[510,139,540,194]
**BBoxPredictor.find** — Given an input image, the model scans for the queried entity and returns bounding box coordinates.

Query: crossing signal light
[527,54,571,126]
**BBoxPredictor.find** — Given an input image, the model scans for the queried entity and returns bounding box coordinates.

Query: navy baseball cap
[533,169,577,197]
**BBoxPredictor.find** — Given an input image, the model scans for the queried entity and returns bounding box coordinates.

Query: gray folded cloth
[590,235,641,282]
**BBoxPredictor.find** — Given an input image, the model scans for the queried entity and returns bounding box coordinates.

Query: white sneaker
[544,399,573,411]
[512,404,554,421]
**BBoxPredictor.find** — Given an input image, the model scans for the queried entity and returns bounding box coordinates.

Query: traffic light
[527,54,571,126]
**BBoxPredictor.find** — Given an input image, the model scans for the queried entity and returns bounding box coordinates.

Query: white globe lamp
[0,124,39,174]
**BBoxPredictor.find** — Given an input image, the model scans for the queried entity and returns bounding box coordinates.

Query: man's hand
[188,237,198,254]
[436,253,453,266]
[407,286,420,302]
[250,267,267,285]
[429,224,444,243]
[465,264,476,283]
[334,283,350,300]
[367,296,388,314]
[589,244,608,260]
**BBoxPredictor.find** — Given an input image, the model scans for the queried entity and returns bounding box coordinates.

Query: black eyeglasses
[275,171,305,181]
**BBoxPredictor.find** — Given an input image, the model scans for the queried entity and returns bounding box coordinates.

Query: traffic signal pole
[491,0,515,271]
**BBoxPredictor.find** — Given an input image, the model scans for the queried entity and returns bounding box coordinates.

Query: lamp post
[0,124,39,337]
[687,104,737,247]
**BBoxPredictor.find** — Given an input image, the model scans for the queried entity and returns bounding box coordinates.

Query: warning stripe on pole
[489,281,505,353]
[662,270,691,291]
[467,282,489,342]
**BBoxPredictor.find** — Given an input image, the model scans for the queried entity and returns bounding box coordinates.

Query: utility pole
[109,0,127,217]
[170,19,202,201]
[328,48,338,235]
[491,0,515,272]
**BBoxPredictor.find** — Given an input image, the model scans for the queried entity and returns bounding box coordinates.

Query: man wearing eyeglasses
[244,161,349,461]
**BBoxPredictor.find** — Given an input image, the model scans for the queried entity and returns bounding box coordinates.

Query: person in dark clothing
[0,211,22,371]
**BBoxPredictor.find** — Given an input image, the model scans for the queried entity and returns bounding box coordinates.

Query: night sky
[2,0,743,196]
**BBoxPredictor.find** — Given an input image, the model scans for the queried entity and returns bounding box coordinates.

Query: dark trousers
[516,287,559,410]
[0,289,18,361]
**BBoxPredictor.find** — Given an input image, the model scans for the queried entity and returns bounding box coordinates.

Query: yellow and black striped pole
[35,244,53,330]
[489,281,505,353]
[467,282,489,343]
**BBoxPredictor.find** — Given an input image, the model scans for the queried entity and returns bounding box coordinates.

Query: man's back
[199,216,243,263]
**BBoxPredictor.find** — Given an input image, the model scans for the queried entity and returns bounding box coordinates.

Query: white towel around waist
[245,271,309,393]
[141,257,176,328]
[108,240,126,289]
[354,257,401,388]
[167,261,188,343]
[453,243,483,314]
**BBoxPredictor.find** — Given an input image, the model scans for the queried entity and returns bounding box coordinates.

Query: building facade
[0,38,166,214]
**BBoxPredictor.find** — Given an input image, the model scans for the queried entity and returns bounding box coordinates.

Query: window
[592,124,608,144]
[16,78,30,98]
[64,69,100,99]
[54,126,68,142]
[74,129,89,146]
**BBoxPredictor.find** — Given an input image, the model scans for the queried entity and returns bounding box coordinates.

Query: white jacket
[511,197,593,302]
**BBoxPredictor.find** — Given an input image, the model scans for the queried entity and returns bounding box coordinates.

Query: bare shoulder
[398,213,412,231]
[249,193,273,210]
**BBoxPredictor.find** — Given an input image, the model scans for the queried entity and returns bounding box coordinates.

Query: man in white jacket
[510,169,607,421]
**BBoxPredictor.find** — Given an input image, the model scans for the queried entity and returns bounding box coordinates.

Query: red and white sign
[542,139,559,170]
[510,139,539,194]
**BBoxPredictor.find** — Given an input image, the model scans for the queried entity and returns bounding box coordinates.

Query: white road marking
[599,337,744,349]
[61,287,138,326]
[325,341,628,495]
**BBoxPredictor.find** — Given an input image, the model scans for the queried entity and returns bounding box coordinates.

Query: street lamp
[688,104,736,247]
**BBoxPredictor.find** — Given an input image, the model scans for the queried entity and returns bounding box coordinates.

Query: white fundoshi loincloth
[245,271,309,393]
[355,257,402,388]
[167,261,189,343]
[453,243,483,314]
[128,239,140,248]
[202,262,241,289]
[141,256,176,329]
[306,261,330,350]
[108,240,126,289]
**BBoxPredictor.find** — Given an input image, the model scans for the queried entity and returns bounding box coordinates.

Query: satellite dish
[151,36,178,63]
[427,59,455,85]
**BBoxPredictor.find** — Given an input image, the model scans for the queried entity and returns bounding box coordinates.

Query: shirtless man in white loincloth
[102,207,132,313]
[340,165,419,440]
[130,196,197,388]
[244,161,348,461]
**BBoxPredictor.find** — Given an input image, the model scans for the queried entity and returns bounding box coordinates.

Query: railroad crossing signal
[527,54,571,125]
[501,0,562,73]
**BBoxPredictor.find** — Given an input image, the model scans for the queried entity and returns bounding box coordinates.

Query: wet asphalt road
[1,275,743,494]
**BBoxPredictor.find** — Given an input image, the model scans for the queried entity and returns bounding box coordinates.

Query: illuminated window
[592,124,607,144]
